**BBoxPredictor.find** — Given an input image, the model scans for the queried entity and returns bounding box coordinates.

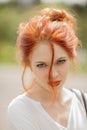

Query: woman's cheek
[35,69,49,81]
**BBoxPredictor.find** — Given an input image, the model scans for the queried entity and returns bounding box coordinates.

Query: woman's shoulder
[64,88,87,104]
[66,88,87,115]
[8,93,39,113]
[8,93,41,115]
[8,93,40,123]
[8,93,27,110]
[8,94,41,130]
[8,94,26,119]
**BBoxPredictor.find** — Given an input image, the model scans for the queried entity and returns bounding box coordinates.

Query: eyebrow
[35,61,47,64]
[57,57,67,60]
[34,57,67,63]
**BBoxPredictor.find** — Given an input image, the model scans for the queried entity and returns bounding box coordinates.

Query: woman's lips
[48,81,61,87]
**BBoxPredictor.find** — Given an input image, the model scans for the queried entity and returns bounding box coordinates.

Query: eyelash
[57,59,66,65]
[36,63,47,68]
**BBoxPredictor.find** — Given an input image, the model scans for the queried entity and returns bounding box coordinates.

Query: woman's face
[29,41,70,92]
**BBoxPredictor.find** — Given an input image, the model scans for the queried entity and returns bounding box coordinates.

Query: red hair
[17,8,80,103]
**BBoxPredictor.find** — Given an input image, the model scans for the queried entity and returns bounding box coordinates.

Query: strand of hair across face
[48,43,58,105]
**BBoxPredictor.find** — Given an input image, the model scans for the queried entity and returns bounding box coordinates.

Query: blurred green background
[0,0,87,73]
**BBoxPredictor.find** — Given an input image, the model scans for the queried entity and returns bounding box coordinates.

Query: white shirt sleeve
[7,97,40,130]
[8,120,17,130]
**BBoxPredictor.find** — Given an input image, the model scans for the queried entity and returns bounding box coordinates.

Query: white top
[8,89,87,130]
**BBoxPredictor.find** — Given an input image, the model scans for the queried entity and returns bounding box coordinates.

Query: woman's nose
[51,66,58,79]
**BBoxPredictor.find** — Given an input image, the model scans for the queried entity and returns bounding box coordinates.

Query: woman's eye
[57,59,66,65]
[36,63,47,68]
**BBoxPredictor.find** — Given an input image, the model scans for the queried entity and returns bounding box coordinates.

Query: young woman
[8,8,87,130]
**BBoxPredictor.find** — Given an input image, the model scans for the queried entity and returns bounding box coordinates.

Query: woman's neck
[27,81,65,105]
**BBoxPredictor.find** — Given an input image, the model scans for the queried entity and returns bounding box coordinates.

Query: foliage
[72,5,87,48]
[0,42,17,64]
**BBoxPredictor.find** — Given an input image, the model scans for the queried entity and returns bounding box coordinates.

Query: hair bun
[40,8,77,31]
[49,10,65,22]
[41,8,65,22]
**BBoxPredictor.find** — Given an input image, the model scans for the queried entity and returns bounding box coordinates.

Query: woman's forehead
[30,41,69,62]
